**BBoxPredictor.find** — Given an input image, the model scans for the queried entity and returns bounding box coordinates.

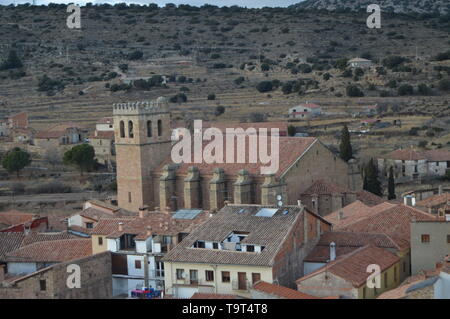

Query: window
[212,242,219,249]
[39,280,46,291]
[222,271,230,283]
[119,121,125,138]
[384,273,388,288]
[403,261,406,273]
[85,222,93,229]
[205,270,214,282]
[128,121,134,138]
[176,269,185,280]
[447,235,450,244]
[128,192,131,203]
[362,287,366,299]
[394,267,397,282]
[246,245,255,252]
[147,120,152,137]
[189,270,198,285]
[252,273,261,285]
[157,119,162,136]
[98,237,103,246]
[135,260,142,269]
[421,234,430,243]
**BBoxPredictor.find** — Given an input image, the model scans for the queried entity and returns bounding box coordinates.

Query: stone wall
[0,252,112,299]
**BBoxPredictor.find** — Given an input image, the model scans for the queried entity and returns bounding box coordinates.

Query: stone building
[378,148,450,182]
[89,130,115,168]
[113,97,361,213]
[0,251,112,299]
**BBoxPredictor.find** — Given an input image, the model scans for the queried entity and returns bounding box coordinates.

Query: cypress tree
[339,125,353,162]
[364,158,382,196]
[388,166,396,200]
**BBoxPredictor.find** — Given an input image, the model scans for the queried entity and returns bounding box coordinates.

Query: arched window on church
[157,119,162,136]
[147,120,152,137]
[128,121,134,138]
[120,121,125,138]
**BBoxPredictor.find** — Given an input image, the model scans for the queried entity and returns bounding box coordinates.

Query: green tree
[2,147,31,177]
[363,158,382,196]
[339,125,353,161]
[287,125,296,137]
[388,166,396,200]
[0,50,23,71]
[63,144,95,175]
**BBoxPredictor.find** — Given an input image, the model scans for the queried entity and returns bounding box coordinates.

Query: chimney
[154,207,160,213]
[164,206,171,214]
[118,222,124,232]
[438,185,443,195]
[146,226,152,237]
[223,200,230,206]
[0,265,5,282]
[139,206,149,218]
[338,211,344,220]
[329,242,336,262]
[297,200,302,207]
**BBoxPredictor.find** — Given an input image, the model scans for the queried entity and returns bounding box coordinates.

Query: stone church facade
[113,97,362,213]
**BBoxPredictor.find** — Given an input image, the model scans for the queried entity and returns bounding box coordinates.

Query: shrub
[397,84,414,96]
[438,79,450,91]
[127,50,143,60]
[346,85,364,97]
[256,81,273,93]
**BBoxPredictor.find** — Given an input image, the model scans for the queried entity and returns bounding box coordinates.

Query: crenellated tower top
[113,97,169,115]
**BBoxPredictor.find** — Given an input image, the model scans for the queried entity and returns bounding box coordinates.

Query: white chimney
[438,185,443,195]
[297,200,302,207]
[329,242,336,262]
[118,222,124,232]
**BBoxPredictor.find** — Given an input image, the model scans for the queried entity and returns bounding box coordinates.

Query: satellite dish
[277,200,283,207]
[276,195,282,201]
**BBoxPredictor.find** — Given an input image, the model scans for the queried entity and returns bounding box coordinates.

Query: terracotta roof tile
[252,281,320,299]
[106,211,209,240]
[5,238,92,263]
[355,190,385,206]
[162,205,314,267]
[0,210,35,229]
[298,245,400,288]
[301,179,352,195]
[416,193,450,208]
[304,231,407,263]
[158,137,317,177]
[339,204,437,242]
[326,201,396,230]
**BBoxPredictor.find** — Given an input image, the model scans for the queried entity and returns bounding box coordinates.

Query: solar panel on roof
[172,209,202,220]
[255,208,278,218]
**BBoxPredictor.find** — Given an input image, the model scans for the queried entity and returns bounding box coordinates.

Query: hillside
[294,0,450,15]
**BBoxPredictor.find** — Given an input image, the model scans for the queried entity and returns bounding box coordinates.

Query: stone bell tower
[113,97,172,212]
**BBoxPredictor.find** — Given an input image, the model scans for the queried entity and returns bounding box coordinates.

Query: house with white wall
[95,207,208,297]
[378,148,450,183]
[288,103,322,119]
